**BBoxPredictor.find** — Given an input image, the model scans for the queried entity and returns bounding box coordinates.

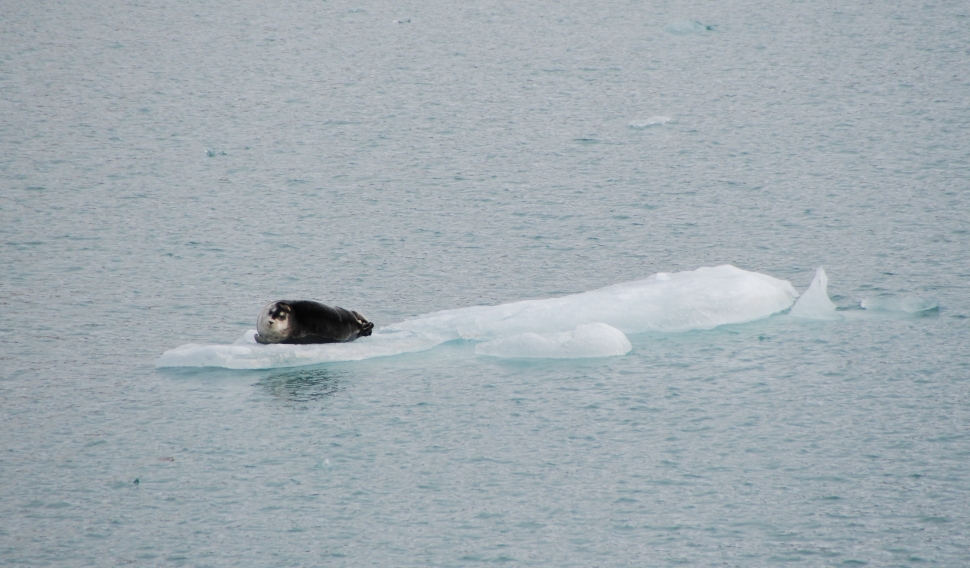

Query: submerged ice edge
[475,323,632,359]
[861,296,939,313]
[156,265,799,368]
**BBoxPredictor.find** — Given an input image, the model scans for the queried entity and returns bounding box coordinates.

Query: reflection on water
[257,368,342,404]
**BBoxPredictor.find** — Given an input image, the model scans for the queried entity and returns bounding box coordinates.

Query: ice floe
[157,265,798,368]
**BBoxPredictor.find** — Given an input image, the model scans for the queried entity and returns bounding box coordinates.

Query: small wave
[664,20,714,35]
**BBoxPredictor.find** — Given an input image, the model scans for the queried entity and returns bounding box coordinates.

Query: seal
[255,300,374,345]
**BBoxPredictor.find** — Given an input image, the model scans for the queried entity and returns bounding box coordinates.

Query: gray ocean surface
[2,0,969,565]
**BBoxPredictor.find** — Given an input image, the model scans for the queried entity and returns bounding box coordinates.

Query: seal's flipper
[352,311,374,337]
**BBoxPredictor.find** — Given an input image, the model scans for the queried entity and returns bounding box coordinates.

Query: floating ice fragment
[664,20,714,34]
[789,268,841,320]
[861,296,938,313]
[475,323,632,359]
[629,116,672,129]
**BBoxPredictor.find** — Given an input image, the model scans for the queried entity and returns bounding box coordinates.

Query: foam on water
[475,323,632,359]
[789,267,841,320]
[157,265,798,368]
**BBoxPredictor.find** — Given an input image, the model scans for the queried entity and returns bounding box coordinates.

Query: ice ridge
[789,267,841,320]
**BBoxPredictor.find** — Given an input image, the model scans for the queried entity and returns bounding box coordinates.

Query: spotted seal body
[255,300,374,345]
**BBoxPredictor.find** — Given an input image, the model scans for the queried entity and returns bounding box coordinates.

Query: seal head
[255,300,374,344]
[256,301,295,344]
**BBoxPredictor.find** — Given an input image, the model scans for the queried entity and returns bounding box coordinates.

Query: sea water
[2,0,969,565]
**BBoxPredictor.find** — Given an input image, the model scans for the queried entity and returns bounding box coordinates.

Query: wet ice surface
[3,0,970,565]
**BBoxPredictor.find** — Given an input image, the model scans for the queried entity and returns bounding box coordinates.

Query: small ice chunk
[790,267,841,320]
[629,116,672,129]
[861,296,938,313]
[475,323,632,359]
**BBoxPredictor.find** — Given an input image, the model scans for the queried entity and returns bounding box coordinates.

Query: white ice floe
[387,265,796,339]
[157,265,798,368]
[789,267,841,320]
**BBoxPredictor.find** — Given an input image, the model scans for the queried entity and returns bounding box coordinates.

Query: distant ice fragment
[475,323,632,359]
[664,20,714,34]
[629,116,671,129]
[861,296,938,313]
[789,268,841,320]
